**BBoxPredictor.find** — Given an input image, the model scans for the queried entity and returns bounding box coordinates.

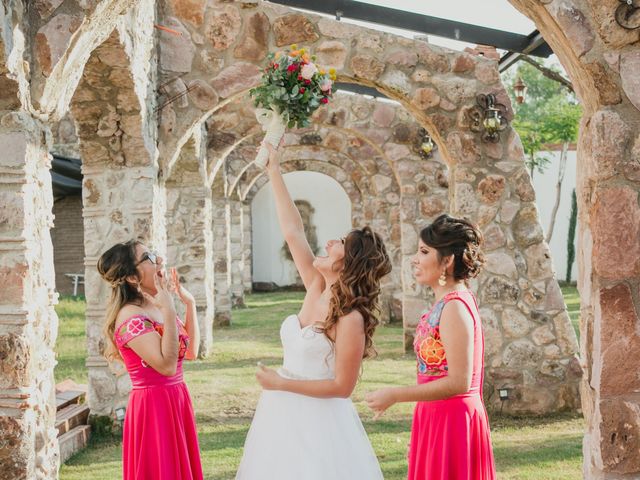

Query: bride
[235,142,391,480]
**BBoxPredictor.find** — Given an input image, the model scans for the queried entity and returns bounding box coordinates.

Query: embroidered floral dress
[115,315,203,480]
[408,290,495,480]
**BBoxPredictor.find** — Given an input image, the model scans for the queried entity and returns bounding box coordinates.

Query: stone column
[0,113,59,479]
[229,198,245,307]
[212,198,231,326]
[165,183,214,357]
[70,27,162,418]
[241,203,252,294]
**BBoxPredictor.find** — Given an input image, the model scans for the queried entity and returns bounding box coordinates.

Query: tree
[566,189,578,283]
[503,62,582,242]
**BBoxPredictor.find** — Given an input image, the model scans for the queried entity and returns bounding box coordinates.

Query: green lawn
[560,284,580,338]
[57,291,583,480]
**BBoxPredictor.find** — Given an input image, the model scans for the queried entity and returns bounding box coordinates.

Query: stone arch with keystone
[202,92,450,324]
[156,1,579,415]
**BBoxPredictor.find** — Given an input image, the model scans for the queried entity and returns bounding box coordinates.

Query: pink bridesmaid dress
[408,290,496,480]
[114,315,203,480]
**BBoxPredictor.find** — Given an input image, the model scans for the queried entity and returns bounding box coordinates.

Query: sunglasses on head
[136,251,159,266]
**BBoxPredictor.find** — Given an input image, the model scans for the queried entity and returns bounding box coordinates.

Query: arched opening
[251,171,352,288]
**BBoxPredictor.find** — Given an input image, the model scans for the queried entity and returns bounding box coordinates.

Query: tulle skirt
[236,389,383,480]
[407,390,496,480]
[122,382,203,480]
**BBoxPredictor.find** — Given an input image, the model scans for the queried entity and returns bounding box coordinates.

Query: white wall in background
[251,171,352,286]
[530,149,578,282]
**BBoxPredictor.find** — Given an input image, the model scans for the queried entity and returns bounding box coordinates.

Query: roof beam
[268,0,552,57]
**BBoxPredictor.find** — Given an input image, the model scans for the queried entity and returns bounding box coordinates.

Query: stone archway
[69,21,159,419]
[507,1,640,476]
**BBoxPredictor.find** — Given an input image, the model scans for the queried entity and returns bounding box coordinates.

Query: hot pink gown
[114,315,203,480]
[408,290,496,480]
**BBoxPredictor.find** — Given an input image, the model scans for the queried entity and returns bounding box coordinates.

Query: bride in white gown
[235,142,391,480]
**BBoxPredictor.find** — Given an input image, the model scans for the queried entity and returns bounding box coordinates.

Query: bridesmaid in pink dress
[97,240,203,480]
[366,214,496,480]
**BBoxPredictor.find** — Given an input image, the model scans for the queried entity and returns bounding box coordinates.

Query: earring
[438,271,447,287]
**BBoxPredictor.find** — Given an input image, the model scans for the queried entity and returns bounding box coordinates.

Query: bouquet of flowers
[250,45,337,168]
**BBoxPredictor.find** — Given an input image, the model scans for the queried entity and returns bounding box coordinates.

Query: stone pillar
[229,198,245,307]
[212,198,231,326]
[70,28,162,418]
[241,203,252,294]
[0,113,59,479]
[578,110,640,479]
[165,184,214,357]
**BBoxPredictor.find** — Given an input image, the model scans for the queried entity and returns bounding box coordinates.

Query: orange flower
[290,50,300,57]
[419,336,446,366]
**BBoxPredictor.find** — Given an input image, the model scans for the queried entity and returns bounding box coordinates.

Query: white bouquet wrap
[254,108,287,168]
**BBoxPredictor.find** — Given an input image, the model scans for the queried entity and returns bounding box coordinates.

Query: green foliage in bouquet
[249,45,337,129]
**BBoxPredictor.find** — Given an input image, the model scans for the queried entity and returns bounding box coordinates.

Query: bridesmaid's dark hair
[420,214,485,281]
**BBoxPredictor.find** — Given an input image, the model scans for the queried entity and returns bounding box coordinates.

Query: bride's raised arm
[264,142,321,291]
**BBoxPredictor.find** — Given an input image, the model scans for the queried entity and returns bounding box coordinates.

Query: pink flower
[297,74,303,81]
[299,87,306,94]
[287,63,298,72]
[321,97,329,104]
[300,62,318,80]
[304,79,311,85]
[320,78,332,92]
[127,318,145,336]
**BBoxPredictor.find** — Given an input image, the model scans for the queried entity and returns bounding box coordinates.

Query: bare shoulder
[115,304,148,329]
[440,299,473,330]
[337,310,365,332]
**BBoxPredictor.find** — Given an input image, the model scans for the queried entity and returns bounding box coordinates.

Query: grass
[560,284,580,338]
[57,291,583,480]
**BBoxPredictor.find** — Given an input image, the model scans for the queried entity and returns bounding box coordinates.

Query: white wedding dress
[236,314,383,480]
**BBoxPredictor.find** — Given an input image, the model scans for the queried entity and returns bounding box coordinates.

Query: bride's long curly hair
[322,226,392,359]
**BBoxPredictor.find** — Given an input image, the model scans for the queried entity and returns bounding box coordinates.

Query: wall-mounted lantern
[615,0,640,29]
[467,93,509,143]
[513,77,527,104]
[416,128,437,159]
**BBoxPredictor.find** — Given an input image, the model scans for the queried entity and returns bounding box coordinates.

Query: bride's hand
[365,388,397,419]
[256,363,284,390]
[263,138,285,171]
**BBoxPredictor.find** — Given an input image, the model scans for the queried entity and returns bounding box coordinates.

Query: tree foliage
[503,62,582,177]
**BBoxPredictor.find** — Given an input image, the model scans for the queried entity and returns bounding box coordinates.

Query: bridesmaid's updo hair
[420,214,485,281]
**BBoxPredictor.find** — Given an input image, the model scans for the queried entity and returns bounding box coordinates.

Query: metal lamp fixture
[467,93,509,143]
[615,0,640,29]
[416,128,437,159]
[513,77,527,104]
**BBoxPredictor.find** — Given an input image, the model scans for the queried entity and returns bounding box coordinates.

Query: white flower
[320,78,333,92]
[300,63,318,80]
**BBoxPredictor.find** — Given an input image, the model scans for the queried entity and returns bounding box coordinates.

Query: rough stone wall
[229,198,245,307]
[241,203,253,292]
[156,0,580,415]
[164,128,214,357]
[507,1,640,477]
[0,114,59,480]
